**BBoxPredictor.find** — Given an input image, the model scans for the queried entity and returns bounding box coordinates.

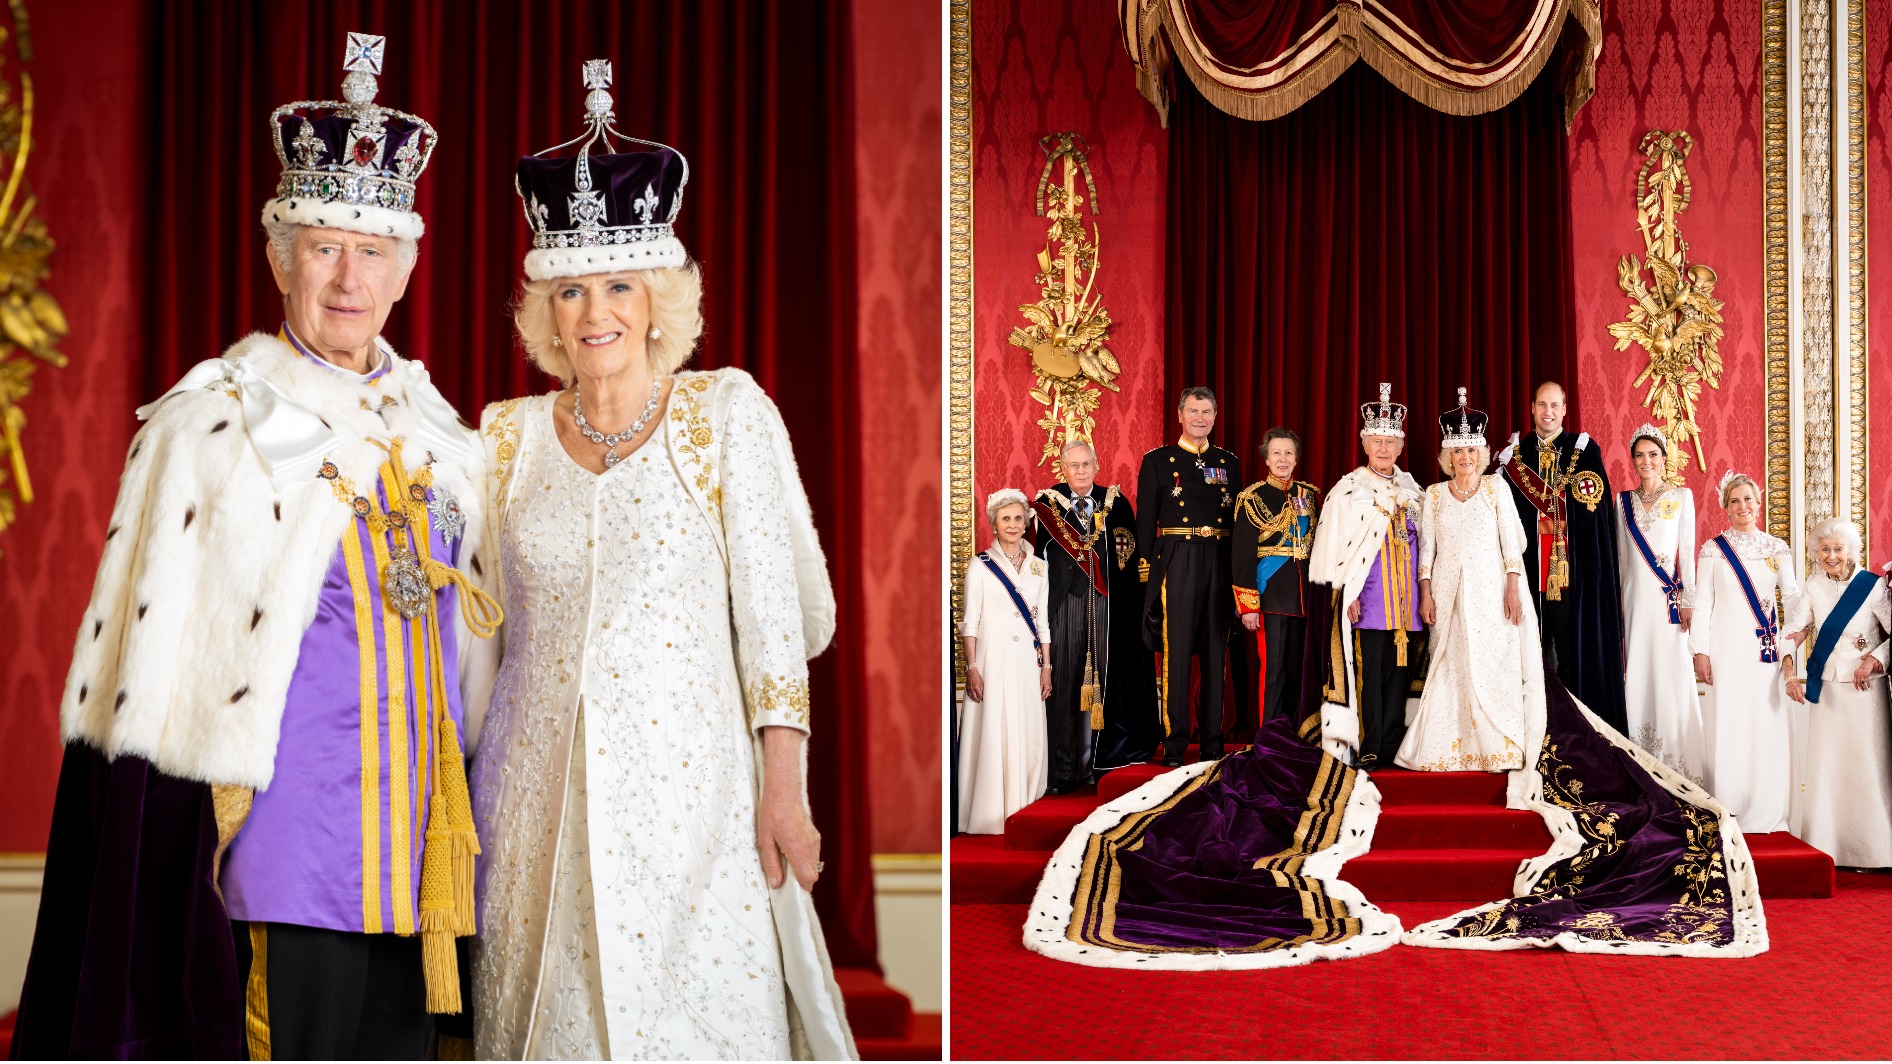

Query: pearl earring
[649,326,662,340]
[551,336,562,347]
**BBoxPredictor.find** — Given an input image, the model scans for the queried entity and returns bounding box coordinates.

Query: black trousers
[1354,628,1415,766]
[1261,613,1306,726]
[1047,585,1103,789]
[232,920,432,1060]
[1156,542,1231,760]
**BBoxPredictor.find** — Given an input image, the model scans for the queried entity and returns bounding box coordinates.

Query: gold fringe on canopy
[1123,0,1600,130]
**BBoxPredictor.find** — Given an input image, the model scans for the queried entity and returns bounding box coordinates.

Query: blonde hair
[1437,444,1491,477]
[513,263,705,384]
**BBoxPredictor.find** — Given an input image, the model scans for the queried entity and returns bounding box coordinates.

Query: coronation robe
[9,333,499,1059]
[1497,430,1628,732]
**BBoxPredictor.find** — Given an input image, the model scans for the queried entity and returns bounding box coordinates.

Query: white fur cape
[59,332,499,791]
[1307,465,1425,762]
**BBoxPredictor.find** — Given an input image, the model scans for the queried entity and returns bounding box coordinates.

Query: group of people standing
[957,379,1892,873]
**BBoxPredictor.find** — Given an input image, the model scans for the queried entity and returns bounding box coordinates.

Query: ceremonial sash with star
[1033,489,1114,597]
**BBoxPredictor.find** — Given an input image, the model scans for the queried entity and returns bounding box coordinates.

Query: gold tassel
[417,694,482,1012]
[1394,626,1408,667]
[1080,650,1103,729]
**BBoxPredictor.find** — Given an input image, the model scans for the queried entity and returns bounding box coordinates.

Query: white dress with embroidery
[1689,529,1809,835]
[1396,476,1538,772]
[1795,571,1892,867]
[957,546,1050,834]
[469,370,849,1061]
[1615,487,1704,781]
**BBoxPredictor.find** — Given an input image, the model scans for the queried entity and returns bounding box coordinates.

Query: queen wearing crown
[468,62,853,1060]
[1397,389,1538,772]
[11,34,502,1058]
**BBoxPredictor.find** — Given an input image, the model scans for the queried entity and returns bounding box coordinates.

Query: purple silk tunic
[222,332,464,936]
[1355,510,1423,632]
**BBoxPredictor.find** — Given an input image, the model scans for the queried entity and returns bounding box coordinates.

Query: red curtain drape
[141,1,876,969]
[1163,61,1579,497]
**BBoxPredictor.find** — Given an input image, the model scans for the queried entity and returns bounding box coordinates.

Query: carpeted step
[835,967,913,1041]
[857,1013,942,1061]
[1745,832,1836,898]
[1368,768,1509,806]
[1003,792,1112,850]
[1097,762,1171,803]
[1341,847,1534,900]
[952,833,1050,903]
[1374,804,1553,850]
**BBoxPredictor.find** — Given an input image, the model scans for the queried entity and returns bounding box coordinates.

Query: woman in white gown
[1614,425,1705,781]
[1399,391,1537,773]
[469,76,854,1061]
[1786,519,1892,867]
[957,489,1052,834]
[1689,472,1809,835]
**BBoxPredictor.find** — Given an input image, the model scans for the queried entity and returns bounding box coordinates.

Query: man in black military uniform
[1137,386,1241,767]
[1232,427,1321,726]
[1031,439,1139,793]
[1496,381,1628,733]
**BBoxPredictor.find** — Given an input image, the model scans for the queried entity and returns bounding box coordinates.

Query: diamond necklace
[572,378,662,467]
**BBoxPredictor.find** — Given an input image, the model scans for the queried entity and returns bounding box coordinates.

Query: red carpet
[951,872,1892,1060]
[953,753,1836,903]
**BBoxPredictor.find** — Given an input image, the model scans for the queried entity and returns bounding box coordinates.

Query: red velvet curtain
[1164,62,1579,492]
[141,1,875,968]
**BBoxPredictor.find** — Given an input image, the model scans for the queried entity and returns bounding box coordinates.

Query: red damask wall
[1567,0,1767,549]
[0,1,145,852]
[856,0,942,855]
[970,0,1167,551]
[1868,0,1891,562]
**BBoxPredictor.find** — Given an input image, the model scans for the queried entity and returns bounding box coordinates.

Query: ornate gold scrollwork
[0,3,68,556]
[1606,131,1724,485]
[1007,132,1119,473]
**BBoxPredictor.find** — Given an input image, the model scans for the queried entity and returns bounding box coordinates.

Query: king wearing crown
[1308,383,1429,768]
[11,34,500,1058]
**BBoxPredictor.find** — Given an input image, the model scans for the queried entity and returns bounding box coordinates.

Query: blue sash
[1621,491,1685,623]
[1713,534,1779,663]
[1804,569,1879,703]
[980,552,1042,654]
[1253,513,1309,594]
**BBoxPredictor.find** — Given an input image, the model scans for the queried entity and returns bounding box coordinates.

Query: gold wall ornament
[1606,130,1725,484]
[1007,132,1119,472]
[0,4,67,556]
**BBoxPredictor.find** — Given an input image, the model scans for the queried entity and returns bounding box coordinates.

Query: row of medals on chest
[318,440,467,620]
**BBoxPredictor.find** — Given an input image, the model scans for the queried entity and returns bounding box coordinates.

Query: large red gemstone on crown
[352,137,378,166]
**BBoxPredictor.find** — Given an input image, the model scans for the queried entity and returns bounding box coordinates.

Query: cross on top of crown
[344,32,385,75]
[583,59,612,91]
[1379,382,1391,407]
[1457,386,1467,406]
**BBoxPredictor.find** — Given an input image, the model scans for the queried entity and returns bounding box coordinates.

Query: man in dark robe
[1233,427,1322,727]
[1031,439,1140,791]
[1137,387,1241,767]
[1496,381,1628,733]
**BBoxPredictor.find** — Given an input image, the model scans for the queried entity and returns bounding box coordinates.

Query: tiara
[516,60,691,280]
[1359,382,1407,439]
[1629,423,1669,453]
[1438,386,1487,449]
[263,32,438,242]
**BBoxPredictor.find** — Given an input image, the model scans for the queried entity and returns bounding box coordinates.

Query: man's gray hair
[1809,516,1863,562]
[264,219,419,273]
[1177,386,1218,412]
[1060,438,1096,462]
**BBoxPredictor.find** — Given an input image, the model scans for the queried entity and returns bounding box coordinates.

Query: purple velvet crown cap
[515,59,691,281]
[1437,387,1489,448]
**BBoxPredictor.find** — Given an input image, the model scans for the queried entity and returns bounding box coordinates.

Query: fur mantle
[60,332,496,790]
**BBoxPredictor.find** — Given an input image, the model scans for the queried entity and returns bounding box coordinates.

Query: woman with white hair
[469,66,853,1060]
[1399,389,1537,771]
[1615,425,1704,780]
[1786,518,1892,867]
[957,488,1052,833]
[1689,472,1809,834]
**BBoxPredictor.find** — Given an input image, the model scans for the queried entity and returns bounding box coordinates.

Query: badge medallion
[428,487,467,542]
[382,546,432,619]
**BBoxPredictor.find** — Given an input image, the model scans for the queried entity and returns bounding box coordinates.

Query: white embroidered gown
[1615,487,1705,781]
[1796,571,1892,867]
[1689,529,1808,835]
[469,372,840,1061]
[1396,477,1537,773]
[957,547,1050,834]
